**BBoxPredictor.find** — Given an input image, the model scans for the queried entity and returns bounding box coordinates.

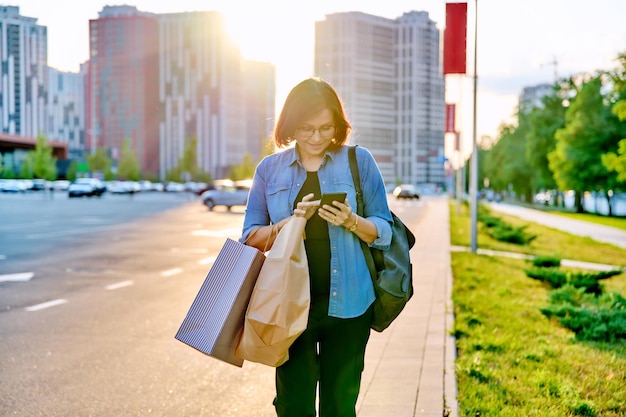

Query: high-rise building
[86,5,159,177]
[159,11,244,179]
[88,6,275,180]
[47,67,86,159]
[315,11,445,187]
[0,6,48,138]
[519,83,552,112]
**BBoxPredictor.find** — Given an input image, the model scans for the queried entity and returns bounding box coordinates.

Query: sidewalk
[356,196,457,417]
[487,202,626,250]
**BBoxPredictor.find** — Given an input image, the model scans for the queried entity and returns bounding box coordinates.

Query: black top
[294,171,331,301]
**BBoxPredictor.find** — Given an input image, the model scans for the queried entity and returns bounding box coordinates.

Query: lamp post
[469,0,478,253]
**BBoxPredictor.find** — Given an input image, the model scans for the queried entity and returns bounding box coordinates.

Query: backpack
[348,146,416,332]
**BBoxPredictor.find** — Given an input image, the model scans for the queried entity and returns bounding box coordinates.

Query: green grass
[450,201,626,416]
[450,203,626,267]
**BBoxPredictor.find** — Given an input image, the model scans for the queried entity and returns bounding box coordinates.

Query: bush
[541,288,626,343]
[478,209,537,245]
[532,256,561,268]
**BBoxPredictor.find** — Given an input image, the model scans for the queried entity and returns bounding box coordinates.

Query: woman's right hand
[294,193,320,220]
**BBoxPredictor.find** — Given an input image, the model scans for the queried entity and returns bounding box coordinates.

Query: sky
[9,0,626,156]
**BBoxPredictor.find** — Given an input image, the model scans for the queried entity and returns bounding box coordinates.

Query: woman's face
[293,108,336,160]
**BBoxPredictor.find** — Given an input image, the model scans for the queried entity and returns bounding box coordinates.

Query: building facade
[315,11,445,188]
[87,7,275,180]
[0,6,48,138]
[47,67,86,160]
[87,5,160,177]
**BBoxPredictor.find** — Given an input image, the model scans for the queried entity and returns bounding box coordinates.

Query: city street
[0,191,427,416]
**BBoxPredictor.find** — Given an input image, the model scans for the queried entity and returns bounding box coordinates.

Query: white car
[200,179,251,211]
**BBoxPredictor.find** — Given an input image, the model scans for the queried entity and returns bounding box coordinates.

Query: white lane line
[25,299,68,312]
[161,268,183,277]
[105,280,134,290]
[171,247,209,254]
[0,272,34,282]
[199,256,216,265]
[192,229,241,237]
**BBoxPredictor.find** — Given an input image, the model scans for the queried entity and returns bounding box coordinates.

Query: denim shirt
[240,145,393,319]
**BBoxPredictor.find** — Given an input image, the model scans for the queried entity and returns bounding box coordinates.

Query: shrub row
[478,207,537,245]
[525,258,625,343]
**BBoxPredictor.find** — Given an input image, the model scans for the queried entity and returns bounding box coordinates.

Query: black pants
[273,300,373,417]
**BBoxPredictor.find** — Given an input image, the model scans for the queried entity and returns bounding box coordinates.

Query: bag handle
[242,223,278,253]
[348,146,377,280]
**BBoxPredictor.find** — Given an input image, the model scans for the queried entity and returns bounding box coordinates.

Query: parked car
[393,184,420,200]
[108,181,140,194]
[68,183,98,198]
[73,178,106,196]
[200,179,252,211]
[0,179,28,193]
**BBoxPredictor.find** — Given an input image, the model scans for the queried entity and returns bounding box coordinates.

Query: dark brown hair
[274,78,351,149]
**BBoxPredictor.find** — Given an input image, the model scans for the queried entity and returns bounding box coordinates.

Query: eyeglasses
[294,124,336,140]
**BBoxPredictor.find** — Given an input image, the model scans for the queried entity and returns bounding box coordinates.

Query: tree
[19,154,34,179]
[180,137,199,181]
[548,76,623,214]
[602,51,626,186]
[228,153,256,180]
[525,86,566,196]
[32,135,57,181]
[66,160,78,181]
[482,119,533,202]
[86,148,112,178]
[117,139,141,181]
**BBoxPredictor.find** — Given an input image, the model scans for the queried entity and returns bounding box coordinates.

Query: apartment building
[0,6,48,138]
[47,66,86,160]
[88,6,275,179]
[315,11,445,187]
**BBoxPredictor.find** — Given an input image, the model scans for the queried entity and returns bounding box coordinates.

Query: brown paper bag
[235,216,310,367]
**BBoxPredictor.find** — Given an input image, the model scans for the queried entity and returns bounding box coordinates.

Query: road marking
[171,247,209,254]
[199,256,216,265]
[105,280,134,290]
[192,229,241,237]
[0,272,34,282]
[161,268,183,277]
[25,299,67,312]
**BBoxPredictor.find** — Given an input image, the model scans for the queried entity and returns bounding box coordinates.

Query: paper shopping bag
[235,216,310,367]
[175,238,265,367]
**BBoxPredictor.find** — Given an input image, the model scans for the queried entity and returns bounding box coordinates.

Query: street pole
[469,0,478,253]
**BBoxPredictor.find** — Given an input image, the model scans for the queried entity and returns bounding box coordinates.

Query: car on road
[393,184,420,200]
[68,183,99,198]
[73,178,107,196]
[200,179,252,211]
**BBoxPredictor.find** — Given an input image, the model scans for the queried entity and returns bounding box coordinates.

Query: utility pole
[469,0,479,253]
[541,56,558,82]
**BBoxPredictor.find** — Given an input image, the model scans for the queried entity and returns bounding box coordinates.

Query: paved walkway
[487,202,626,250]
[356,196,457,417]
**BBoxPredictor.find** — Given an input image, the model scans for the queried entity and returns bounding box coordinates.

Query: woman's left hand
[319,199,353,227]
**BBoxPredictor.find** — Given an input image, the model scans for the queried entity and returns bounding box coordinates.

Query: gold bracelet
[348,214,358,232]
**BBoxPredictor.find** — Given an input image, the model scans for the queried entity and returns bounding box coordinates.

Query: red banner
[445,103,456,133]
[444,2,467,75]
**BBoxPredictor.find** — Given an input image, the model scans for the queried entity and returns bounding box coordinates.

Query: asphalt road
[0,191,425,417]
[0,191,277,416]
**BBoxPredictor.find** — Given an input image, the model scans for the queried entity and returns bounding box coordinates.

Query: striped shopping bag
[175,238,265,367]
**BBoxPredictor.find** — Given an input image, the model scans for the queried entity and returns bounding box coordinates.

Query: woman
[241,77,392,417]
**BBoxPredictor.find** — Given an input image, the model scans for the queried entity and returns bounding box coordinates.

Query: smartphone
[319,192,347,208]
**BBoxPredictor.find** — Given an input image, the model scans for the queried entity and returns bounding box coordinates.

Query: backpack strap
[347,145,377,279]
[348,145,364,217]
